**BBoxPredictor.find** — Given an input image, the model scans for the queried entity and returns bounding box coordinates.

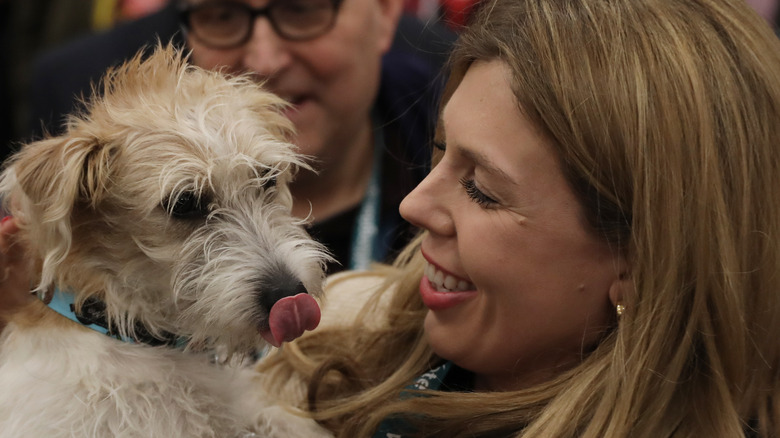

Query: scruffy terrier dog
[0,46,331,437]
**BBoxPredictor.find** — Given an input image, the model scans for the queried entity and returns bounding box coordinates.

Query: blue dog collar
[48,289,128,339]
[48,289,186,347]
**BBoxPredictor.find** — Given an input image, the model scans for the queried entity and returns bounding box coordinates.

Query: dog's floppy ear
[11,133,113,215]
[0,132,113,294]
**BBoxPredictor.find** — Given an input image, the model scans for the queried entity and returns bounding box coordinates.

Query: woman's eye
[460,177,497,208]
[432,141,446,151]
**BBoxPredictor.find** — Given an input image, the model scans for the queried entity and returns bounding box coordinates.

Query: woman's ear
[608,252,633,306]
[609,277,632,307]
[609,264,633,310]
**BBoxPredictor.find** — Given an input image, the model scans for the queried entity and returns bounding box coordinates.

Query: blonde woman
[2,0,780,436]
[257,0,780,436]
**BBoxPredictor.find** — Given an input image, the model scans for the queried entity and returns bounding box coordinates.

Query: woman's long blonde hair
[259,0,780,436]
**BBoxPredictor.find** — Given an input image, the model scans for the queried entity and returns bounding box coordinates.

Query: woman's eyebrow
[456,144,516,186]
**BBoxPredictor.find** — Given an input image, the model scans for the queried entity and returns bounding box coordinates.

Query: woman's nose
[241,18,293,78]
[399,165,456,237]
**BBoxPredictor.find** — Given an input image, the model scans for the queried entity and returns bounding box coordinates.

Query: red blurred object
[404,0,478,31]
[440,0,477,29]
[118,0,168,21]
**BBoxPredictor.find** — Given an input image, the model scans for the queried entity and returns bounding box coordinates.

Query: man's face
[186,0,401,166]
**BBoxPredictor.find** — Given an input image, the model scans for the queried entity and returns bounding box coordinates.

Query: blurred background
[1,0,776,164]
[1,0,170,163]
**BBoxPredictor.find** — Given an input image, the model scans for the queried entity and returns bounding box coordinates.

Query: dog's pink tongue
[261,293,321,348]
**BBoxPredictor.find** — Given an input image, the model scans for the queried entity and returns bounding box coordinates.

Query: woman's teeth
[424,262,474,292]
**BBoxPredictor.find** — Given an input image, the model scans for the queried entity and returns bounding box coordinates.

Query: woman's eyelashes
[433,140,498,208]
[460,177,498,207]
[434,140,498,207]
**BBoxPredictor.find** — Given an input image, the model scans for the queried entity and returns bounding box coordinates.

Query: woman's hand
[0,216,34,331]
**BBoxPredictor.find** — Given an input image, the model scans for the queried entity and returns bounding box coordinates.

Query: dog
[0,45,333,437]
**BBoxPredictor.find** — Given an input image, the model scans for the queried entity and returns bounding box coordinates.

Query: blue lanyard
[349,118,384,271]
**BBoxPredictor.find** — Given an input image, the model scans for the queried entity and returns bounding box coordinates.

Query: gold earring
[616,303,625,318]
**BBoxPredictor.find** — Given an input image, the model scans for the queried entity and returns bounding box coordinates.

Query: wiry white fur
[0,324,254,437]
[0,45,332,437]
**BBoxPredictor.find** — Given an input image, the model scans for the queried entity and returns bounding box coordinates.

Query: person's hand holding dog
[0,216,34,332]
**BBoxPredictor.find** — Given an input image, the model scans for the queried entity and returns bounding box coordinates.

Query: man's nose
[241,18,292,78]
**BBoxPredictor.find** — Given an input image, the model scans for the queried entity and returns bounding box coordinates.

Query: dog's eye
[263,175,277,191]
[163,192,209,219]
[257,167,278,192]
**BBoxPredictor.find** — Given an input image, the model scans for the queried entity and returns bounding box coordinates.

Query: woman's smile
[420,258,477,311]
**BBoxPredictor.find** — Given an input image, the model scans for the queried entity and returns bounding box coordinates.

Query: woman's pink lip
[420,248,464,280]
[418,276,478,311]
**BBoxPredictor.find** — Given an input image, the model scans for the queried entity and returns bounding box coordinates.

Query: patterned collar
[373,361,475,438]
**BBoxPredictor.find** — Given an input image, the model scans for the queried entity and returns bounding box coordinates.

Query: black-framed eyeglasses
[179,0,345,49]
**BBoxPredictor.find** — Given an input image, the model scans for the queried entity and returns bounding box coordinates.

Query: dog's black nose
[255,268,309,313]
